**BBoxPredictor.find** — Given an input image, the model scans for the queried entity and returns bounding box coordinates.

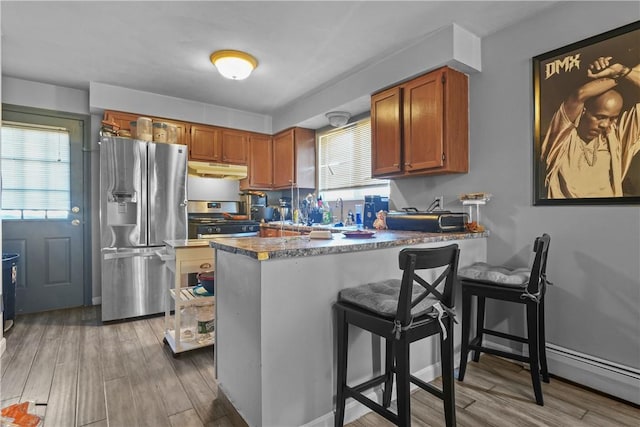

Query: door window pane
[1,123,71,219]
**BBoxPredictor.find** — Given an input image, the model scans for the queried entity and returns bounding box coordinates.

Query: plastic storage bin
[2,253,19,331]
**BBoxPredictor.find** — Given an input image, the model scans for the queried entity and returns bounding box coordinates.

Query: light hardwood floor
[1,306,639,426]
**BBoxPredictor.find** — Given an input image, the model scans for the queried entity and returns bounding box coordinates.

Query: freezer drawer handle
[104,252,159,260]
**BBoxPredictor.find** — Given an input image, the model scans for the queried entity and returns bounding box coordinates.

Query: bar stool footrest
[482,328,528,344]
[468,344,530,364]
[351,374,388,394]
[410,375,443,400]
[345,386,398,424]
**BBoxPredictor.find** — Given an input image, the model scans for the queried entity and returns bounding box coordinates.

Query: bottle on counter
[355,204,363,228]
[180,306,197,342]
[196,303,215,344]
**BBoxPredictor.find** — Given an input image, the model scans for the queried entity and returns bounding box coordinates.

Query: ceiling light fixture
[325,111,351,128]
[210,50,258,80]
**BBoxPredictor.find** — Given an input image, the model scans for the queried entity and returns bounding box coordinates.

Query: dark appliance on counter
[187,200,261,286]
[364,195,389,229]
[241,191,272,222]
[274,197,292,221]
[385,209,469,232]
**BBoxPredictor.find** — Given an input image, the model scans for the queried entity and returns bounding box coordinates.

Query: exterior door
[1,106,87,314]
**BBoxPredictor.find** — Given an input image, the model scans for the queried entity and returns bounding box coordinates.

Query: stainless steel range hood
[187,161,248,179]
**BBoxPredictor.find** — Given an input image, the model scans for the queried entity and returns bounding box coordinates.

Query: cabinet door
[260,228,279,237]
[104,111,139,132]
[248,134,273,189]
[221,129,248,165]
[292,127,316,189]
[403,70,444,172]
[272,129,295,188]
[371,87,403,177]
[189,125,221,161]
[161,119,190,146]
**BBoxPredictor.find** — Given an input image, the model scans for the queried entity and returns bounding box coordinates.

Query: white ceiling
[1,1,557,128]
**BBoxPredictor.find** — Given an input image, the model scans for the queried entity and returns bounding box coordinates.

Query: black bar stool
[334,245,460,426]
[457,234,551,405]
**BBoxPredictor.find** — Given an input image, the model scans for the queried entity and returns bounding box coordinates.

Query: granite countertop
[164,239,213,249]
[261,221,350,233]
[209,229,489,261]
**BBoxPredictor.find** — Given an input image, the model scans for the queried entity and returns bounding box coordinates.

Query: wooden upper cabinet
[221,129,248,165]
[242,134,273,190]
[104,111,139,132]
[189,124,221,162]
[371,87,402,176]
[272,127,316,189]
[403,71,444,172]
[104,111,189,145]
[272,130,295,189]
[157,119,190,146]
[371,66,468,178]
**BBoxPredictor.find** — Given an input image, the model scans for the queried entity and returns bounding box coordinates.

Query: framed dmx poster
[533,21,640,205]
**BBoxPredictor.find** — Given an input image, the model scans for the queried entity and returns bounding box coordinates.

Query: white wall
[393,0,640,389]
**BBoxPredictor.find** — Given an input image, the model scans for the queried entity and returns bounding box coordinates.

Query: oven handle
[197,232,259,238]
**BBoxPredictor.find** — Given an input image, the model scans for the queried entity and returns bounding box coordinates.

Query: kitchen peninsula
[210,230,488,426]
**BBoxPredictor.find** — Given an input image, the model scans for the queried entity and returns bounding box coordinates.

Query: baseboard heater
[545,343,640,405]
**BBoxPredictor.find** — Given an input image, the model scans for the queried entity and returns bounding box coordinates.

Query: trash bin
[2,253,19,332]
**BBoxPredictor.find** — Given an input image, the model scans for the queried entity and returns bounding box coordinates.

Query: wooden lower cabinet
[260,228,301,237]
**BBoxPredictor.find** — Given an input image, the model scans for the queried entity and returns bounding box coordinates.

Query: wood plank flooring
[1,306,230,426]
[1,306,639,427]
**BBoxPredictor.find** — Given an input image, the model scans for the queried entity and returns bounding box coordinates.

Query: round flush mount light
[210,50,258,80]
[325,111,351,127]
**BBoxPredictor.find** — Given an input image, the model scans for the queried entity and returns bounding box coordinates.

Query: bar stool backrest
[396,245,460,330]
[525,233,551,301]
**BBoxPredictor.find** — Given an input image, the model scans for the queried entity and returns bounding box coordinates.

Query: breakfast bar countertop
[209,229,489,260]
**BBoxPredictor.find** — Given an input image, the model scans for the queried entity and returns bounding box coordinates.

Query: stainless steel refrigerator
[100,136,187,321]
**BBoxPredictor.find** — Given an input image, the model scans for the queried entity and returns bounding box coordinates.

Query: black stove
[187,200,260,238]
[188,217,260,238]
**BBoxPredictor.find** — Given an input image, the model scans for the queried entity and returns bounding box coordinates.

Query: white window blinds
[318,117,388,192]
[1,123,71,218]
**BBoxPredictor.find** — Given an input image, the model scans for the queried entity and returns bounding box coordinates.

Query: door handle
[71,219,81,226]
[72,206,80,213]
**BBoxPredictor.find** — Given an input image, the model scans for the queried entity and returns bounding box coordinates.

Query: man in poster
[541,57,639,198]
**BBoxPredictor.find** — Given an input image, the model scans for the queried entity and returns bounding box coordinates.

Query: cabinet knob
[393,163,400,167]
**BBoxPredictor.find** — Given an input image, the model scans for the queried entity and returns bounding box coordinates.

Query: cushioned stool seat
[334,245,460,427]
[457,234,552,406]
[338,279,444,318]
[457,263,531,287]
